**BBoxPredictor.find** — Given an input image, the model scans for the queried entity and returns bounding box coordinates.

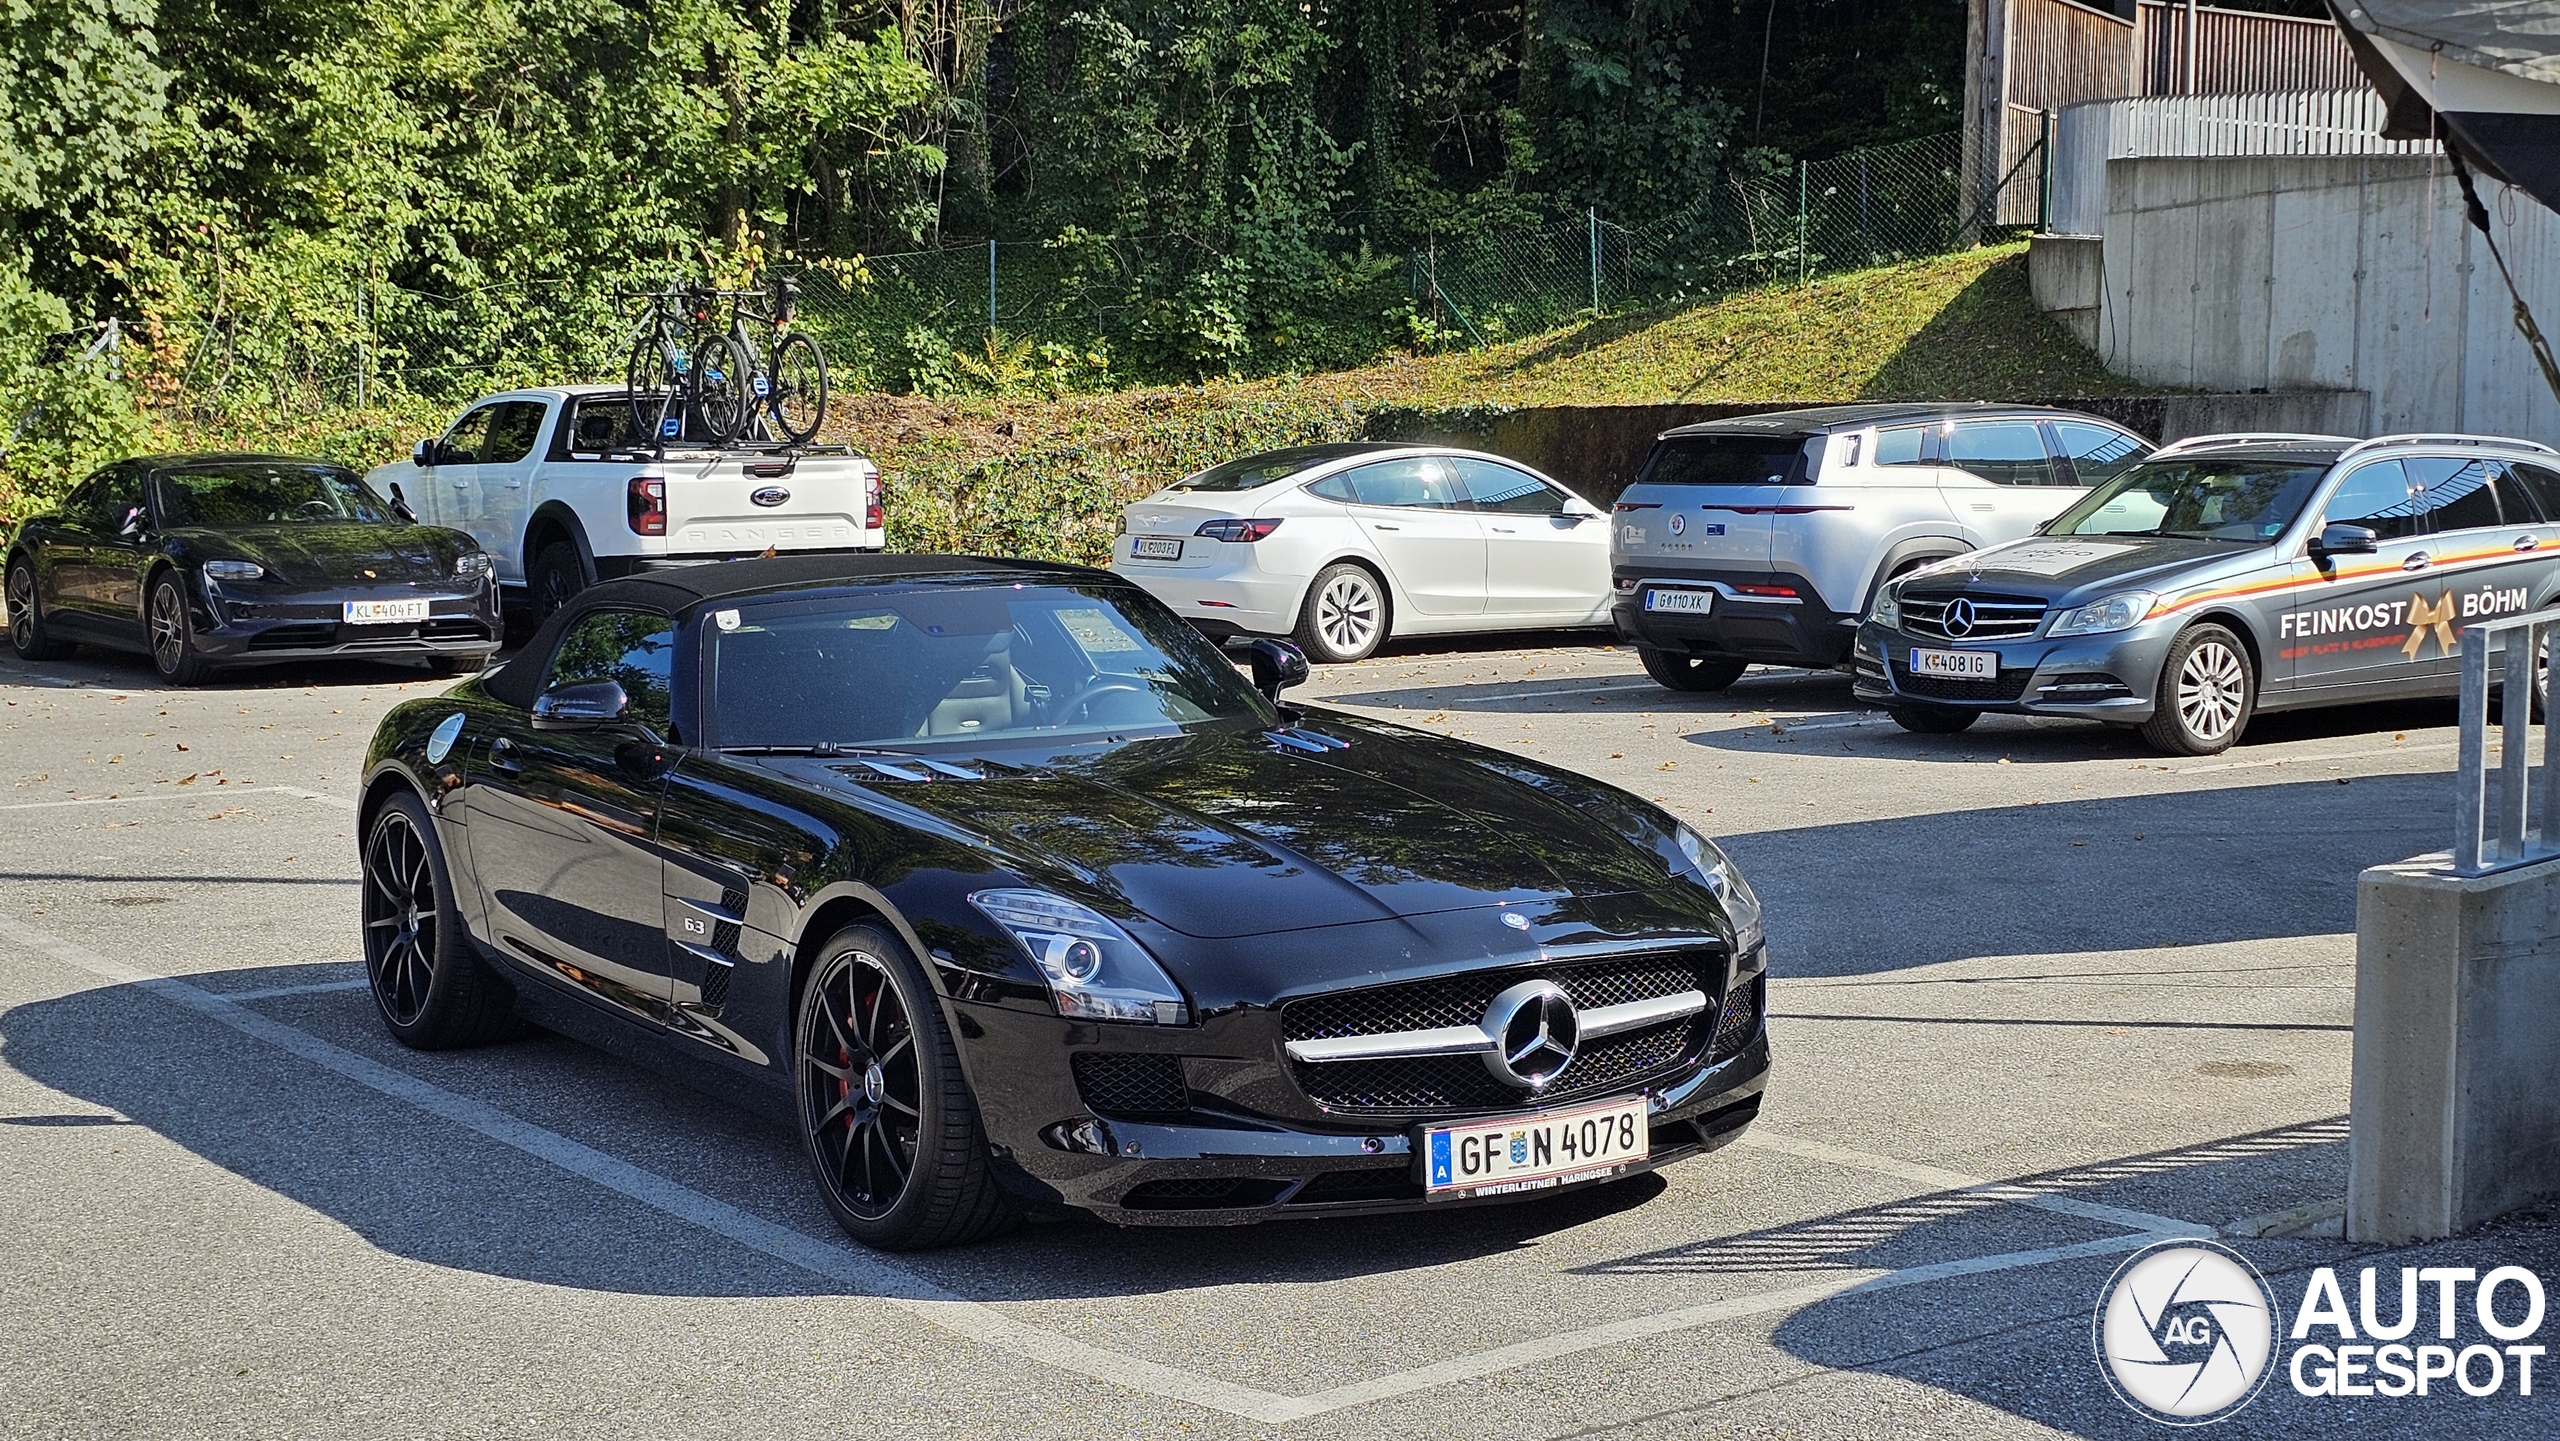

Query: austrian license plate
[343,598,431,625]
[1643,588,1713,615]
[1131,536,1183,561]
[1422,1095,1649,1199]
[1910,647,1998,679]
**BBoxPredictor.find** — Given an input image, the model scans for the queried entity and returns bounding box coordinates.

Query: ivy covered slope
[861,244,2137,564]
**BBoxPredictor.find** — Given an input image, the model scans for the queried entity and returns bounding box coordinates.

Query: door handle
[1372,523,1401,531]
[2517,536,2540,553]
[506,479,523,489]
[2402,552,2431,571]
[489,738,521,775]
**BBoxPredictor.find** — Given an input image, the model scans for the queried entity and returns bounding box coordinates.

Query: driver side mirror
[386,481,418,525]
[1560,496,1602,522]
[413,438,439,468]
[1243,637,1310,701]
[532,679,632,731]
[118,506,146,539]
[2311,522,2379,558]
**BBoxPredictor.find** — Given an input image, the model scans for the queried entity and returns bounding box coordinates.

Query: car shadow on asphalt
[1714,771,2444,977]
[0,647,459,694]
[0,962,1678,1300]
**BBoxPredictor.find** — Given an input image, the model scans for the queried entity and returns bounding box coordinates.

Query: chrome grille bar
[1283,990,1707,1063]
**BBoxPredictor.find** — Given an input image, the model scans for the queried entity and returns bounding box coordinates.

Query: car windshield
[708,581,1277,750]
[1637,434,1818,487]
[1170,445,1385,492]
[157,462,395,526]
[2043,458,2332,542]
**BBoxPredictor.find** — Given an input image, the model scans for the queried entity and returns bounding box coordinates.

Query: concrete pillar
[2350,852,2560,1243]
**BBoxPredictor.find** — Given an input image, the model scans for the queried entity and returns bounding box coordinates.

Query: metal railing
[2453,607,2560,876]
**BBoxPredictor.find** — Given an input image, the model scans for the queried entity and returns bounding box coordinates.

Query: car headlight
[1868,582,1900,628]
[1674,824,1764,956]
[967,889,1191,1025]
[2046,590,2157,637]
[201,560,264,582]
[453,551,494,581]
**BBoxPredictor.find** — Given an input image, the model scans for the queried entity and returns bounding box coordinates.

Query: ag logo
[2094,1241,2279,1425]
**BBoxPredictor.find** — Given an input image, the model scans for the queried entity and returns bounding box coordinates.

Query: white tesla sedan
[1109,443,1613,661]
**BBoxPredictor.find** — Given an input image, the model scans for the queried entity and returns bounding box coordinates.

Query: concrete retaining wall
[2094,154,2560,444]
[2351,852,2560,1243]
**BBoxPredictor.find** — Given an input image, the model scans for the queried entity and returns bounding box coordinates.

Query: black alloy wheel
[7,560,71,661]
[794,923,1018,1250]
[528,543,585,623]
[148,574,214,686]
[1888,704,1979,735]
[1638,646,1748,693]
[361,791,517,1048]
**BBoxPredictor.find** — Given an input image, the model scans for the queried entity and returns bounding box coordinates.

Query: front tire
[795,924,1019,1250]
[7,559,72,661]
[2140,623,2255,756]
[148,574,215,686]
[362,791,518,1048]
[1294,561,1389,663]
[1639,646,1748,692]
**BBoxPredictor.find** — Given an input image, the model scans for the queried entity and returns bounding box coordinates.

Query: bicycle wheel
[625,322,683,445]
[692,332,754,444]
[769,332,829,444]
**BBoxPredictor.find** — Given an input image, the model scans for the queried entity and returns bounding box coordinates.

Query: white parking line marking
[1735,1131,2199,1235]
[0,908,2211,1425]
[2172,740,2456,775]
[1382,680,1653,706]
[0,785,357,813]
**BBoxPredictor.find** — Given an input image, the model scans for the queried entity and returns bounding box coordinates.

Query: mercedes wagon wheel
[148,574,214,686]
[2140,623,2255,757]
[361,791,517,1048]
[795,924,1018,1250]
[1638,646,1748,693]
[6,560,72,662]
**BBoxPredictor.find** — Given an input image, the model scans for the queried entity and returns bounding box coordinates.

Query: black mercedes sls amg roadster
[6,454,501,683]
[358,554,1769,1249]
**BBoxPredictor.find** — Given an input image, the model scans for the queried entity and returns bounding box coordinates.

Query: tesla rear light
[628,476,667,536]
[1194,518,1283,543]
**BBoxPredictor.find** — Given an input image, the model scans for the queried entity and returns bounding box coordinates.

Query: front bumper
[1850,618,2180,719]
[1611,571,1854,668]
[191,575,501,666]
[953,940,1772,1226]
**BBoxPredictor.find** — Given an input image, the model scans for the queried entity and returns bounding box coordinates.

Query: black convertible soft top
[482,553,1112,708]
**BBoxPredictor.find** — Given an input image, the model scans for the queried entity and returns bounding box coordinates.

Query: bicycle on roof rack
[621,277,830,451]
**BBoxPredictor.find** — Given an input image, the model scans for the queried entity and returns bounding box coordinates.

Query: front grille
[1900,592,2048,641]
[1709,975,1763,1062]
[1071,1052,1190,1116]
[1283,951,1719,1117]
[1290,1167,1423,1205]
[1119,1177,1289,1210]
[1891,660,2034,702]
[247,623,337,651]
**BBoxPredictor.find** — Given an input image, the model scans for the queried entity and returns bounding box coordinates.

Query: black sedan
[5,454,501,683]
[357,554,1770,1249]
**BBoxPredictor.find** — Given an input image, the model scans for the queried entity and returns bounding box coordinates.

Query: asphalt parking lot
[5,633,2558,1439]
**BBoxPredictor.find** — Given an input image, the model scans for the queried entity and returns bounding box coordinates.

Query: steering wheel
[296,500,336,519]
[1059,679,1149,722]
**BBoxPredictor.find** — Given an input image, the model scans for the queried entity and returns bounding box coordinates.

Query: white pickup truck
[366,384,884,618]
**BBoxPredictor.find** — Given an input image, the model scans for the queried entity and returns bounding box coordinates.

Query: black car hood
[1903,534,2264,602]
[762,719,1686,939]
[176,524,461,587]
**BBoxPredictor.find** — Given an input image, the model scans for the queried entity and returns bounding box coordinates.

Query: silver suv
[1852,432,2560,755]
[1610,403,2153,690]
